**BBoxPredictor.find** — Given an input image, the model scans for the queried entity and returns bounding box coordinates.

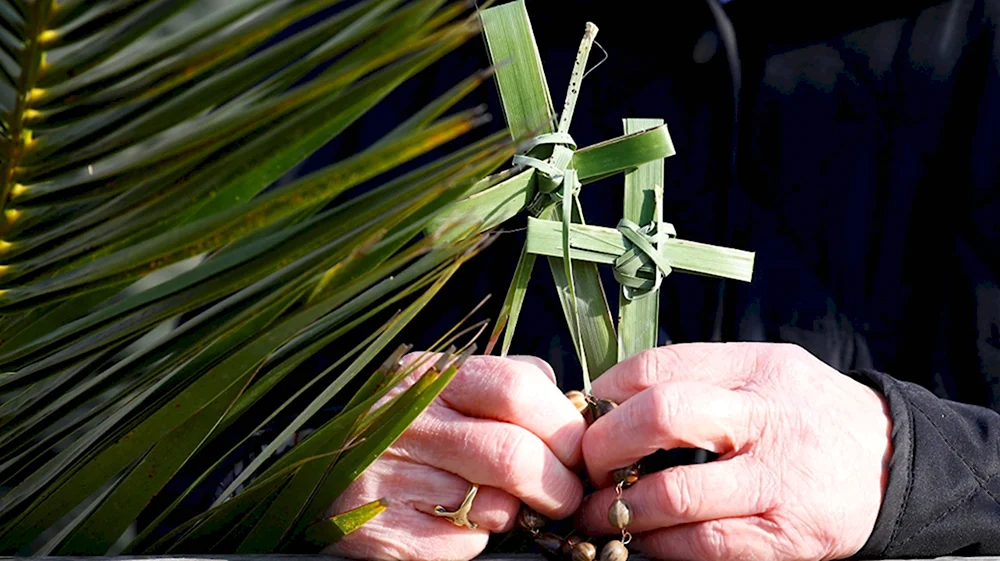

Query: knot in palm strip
[511,132,579,212]
[613,219,677,301]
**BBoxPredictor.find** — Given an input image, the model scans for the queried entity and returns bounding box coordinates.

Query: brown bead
[583,398,617,425]
[607,498,632,530]
[596,398,618,416]
[535,532,564,556]
[612,465,640,488]
[600,540,629,561]
[565,390,589,414]
[572,541,597,561]
[517,504,548,532]
[560,535,583,558]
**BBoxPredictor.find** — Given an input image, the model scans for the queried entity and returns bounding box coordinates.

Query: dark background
[298,0,1000,409]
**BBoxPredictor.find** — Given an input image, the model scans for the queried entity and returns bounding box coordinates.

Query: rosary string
[514,390,635,561]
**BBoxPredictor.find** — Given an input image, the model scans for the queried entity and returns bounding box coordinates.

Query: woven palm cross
[435,1,755,391]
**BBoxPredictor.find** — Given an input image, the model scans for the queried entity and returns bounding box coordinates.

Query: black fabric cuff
[844,369,1000,558]
[844,369,915,558]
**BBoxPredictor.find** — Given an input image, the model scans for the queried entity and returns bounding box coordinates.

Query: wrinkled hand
[579,343,892,561]
[325,354,586,561]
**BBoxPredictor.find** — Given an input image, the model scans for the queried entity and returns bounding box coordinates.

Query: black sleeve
[847,369,1000,558]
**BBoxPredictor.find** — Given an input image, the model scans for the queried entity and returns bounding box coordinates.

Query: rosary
[515,391,635,561]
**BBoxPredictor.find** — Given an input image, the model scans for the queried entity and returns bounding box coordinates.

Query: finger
[592,343,766,403]
[583,381,763,486]
[327,456,514,530]
[391,353,558,405]
[440,355,586,468]
[633,517,783,561]
[327,509,489,561]
[395,405,583,519]
[508,355,557,383]
[408,466,522,533]
[324,457,493,561]
[577,456,773,535]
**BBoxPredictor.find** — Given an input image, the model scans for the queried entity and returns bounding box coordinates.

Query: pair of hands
[326,343,893,561]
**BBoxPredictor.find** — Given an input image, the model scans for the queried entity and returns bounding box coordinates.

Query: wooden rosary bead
[595,398,618,417]
[607,498,632,530]
[611,465,640,488]
[517,504,548,532]
[560,535,584,558]
[584,398,618,424]
[522,394,631,561]
[600,540,629,561]
[565,390,589,414]
[534,532,564,556]
[571,541,597,561]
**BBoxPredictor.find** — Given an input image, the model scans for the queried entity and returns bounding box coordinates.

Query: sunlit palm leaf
[0,0,503,554]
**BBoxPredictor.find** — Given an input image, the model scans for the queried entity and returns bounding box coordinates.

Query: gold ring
[433,482,479,529]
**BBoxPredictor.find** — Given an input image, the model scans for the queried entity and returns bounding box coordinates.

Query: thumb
[592,342,766,403]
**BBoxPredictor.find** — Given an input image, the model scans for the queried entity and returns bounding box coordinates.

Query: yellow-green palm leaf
[0,0,504,554]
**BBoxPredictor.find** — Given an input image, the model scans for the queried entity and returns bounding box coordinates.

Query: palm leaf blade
[0,0,513,554]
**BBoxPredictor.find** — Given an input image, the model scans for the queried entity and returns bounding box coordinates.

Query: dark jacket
[852,369,1000,556]
[723,2,1000,552]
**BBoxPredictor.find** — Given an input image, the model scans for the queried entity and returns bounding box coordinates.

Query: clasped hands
[327,343,893,561]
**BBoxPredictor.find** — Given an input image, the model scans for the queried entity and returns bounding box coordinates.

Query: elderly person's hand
[325,354,586,561]
[578,343,893,561]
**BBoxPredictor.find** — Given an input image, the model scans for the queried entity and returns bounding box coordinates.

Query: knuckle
[635,346,671,390]
[456,355,491,380]
[597,347,669,397]
[748,343,808,386]
[647,383,682,437]
[658,468,699,519]
[694,519,733,561]
[495,429,539,494]
[484,491,522,532]
[408,407,446,444]
[509,355,557,382]
[491,363,531,418]
[633,348,660,389]
[653,345,683,373]
[769,342,810,368]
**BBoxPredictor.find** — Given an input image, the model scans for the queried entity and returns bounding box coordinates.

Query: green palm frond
[0,0,506,554]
